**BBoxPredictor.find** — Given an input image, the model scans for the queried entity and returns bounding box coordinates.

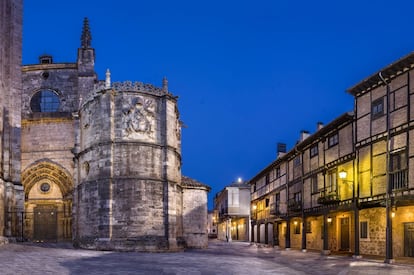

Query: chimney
[39,55,53,64]
[300,130,310,142]
[277,142,287,158]
[317,122,324,131]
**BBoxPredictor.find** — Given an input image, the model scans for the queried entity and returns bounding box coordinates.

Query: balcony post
[285,218,291,250]
[380,72,394,264]
[353,204,361,258]
[301,216,307,252]
[322,213,330,255]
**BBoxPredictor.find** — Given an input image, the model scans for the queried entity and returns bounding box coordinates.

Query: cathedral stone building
[1,0,210,251]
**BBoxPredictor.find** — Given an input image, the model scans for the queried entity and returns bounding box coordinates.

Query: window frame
[328,133,339,148]
[371,97,384,120]
[360,220,369,240]
[310,144,318,158]
[294,222,300,234]
[293,155,301,167]
[275,166,281,178]
[30,89,60,113]
[306,220,312,233]
[311,174,318,194]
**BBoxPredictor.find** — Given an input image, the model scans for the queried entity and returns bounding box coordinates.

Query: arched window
[30,90,60,112]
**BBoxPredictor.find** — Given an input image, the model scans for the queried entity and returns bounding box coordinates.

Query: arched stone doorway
[21,160,73,242]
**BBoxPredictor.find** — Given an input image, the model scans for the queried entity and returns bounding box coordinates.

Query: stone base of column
[352,255,362,259]
[301,249,307,253]
[0,236,9,245]
[321,250,331,255]
[384,258,395,264]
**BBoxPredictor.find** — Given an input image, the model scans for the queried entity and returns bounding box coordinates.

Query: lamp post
[339,169,361,258]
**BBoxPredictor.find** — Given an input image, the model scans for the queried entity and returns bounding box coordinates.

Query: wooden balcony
[288,199,301,212]
[269,203,281,216]
[317,191,340,205]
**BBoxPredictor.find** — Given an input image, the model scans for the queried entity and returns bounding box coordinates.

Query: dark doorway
[340,217,350,251]
[33,205,57,242]
[404,223,414,257]
[273,222,279,246]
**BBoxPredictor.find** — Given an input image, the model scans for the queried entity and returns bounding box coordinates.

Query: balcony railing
[288,199,301,212]
[391,169,408,191]
[317,191,340,205]
[269,202,281,216]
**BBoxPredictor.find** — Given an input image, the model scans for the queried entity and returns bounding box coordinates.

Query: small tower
[162,77,168,93]
[81,17,92,49]
[77,17,96,108]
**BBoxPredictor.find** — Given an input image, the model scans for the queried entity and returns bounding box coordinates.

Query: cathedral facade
[1,0,210,251]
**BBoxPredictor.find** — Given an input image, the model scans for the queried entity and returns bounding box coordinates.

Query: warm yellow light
[252,205,257,210]
[293,221,298,225]
[391,212,396,218]
[327,217,332,223]
[339,169,347,179]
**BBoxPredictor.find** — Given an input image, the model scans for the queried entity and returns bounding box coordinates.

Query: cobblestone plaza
[0,240,412,275]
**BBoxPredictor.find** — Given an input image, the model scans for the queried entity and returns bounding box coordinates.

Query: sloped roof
[181,175,211,191]
[347,51,414,96]
[247,111,354,184]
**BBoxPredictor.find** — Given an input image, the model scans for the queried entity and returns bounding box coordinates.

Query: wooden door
[340,217,350,251]
[33,206,57,242]
[404,223,414,257]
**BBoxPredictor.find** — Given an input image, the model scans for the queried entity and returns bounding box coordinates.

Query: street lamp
[339,169,353,186]
[339,169,347,180]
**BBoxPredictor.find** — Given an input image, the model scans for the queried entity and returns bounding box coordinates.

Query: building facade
[248,52,414,261]
[0,0,24,244]
[214,181,251,242]
[1,1,210,252]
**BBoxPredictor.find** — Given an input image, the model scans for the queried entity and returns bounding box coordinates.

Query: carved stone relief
[123,97,155,138]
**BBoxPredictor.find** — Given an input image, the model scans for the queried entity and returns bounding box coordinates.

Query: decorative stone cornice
[92,81,166,96]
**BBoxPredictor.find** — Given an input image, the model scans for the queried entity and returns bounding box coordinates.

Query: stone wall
[359,208,386,256]
[0,0,23,241]
[74,84,184,251]
[182,187,209,248]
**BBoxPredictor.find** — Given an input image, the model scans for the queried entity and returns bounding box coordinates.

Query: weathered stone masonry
[73,81,185,251]
[0,2,210,251]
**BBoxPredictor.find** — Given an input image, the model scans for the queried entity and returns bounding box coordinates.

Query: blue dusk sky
[24,0,414,209]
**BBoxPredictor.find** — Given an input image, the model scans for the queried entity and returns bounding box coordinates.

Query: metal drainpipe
[379,72,394,263]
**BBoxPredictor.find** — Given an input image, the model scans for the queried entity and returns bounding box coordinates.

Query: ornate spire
[81,17,92,48]
[105,69,111,89]
[162,77,168,93]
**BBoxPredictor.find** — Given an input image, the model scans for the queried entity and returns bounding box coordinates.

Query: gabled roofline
[347,51,414,96]
[246,111,354,185]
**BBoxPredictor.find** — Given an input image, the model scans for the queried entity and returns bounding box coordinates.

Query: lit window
[372,97,384,119]
[294,222,300,234]
[326,170,337,193]
[306,221,312,233]
[30,90,60,112]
